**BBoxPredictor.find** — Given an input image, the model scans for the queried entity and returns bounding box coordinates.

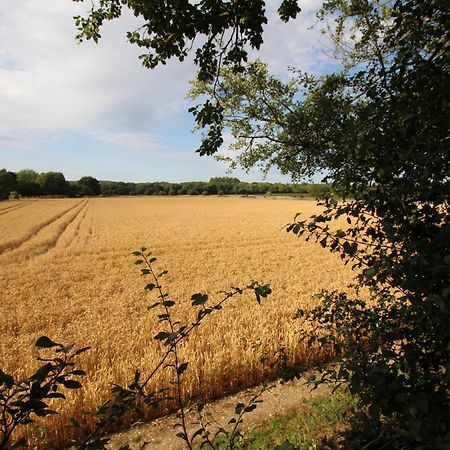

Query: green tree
[0,169,17,200]
[37,172,69,196]
[16,169,41,197]
[190,2,450,446]
[209,177,241,184]
[16,169,38,184]
[77,176,101,196]
[75,0,449,447]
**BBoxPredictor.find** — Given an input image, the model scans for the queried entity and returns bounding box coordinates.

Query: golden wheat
[0,197,353,447]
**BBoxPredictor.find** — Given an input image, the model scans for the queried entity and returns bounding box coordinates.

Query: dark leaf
[177,362,188,375]
[62,380,82,389]
[35,336,59,348]
[191,293,208,306]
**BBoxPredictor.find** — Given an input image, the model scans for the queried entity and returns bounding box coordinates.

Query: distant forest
[0,169,330,200]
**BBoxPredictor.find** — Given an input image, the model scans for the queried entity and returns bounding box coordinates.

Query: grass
[238,394,355,449]
[199,393,356,450]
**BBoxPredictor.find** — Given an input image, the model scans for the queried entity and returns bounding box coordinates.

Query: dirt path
[108,377,330,449]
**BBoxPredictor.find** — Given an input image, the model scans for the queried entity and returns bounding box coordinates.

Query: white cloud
[255,0,338,76]
[0,0,337,180]
[0,0,196,144]
[91,130,192,160]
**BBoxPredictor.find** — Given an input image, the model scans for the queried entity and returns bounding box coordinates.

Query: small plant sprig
[135,247,272,449]
[191,383,270,449]
[77,248,272,449]
[0,337,89,449]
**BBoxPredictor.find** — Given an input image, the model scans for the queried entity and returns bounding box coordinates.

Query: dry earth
[109,377,330,449]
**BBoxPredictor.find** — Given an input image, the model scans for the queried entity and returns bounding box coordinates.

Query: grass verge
[201,393,355,449]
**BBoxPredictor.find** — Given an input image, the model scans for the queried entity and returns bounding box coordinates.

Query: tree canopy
[0,170,17,200]
[36,172,69,196]
[77,176,101,196]
[0,168,326,198]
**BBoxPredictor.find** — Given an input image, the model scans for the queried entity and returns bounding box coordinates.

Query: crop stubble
[0,197,353,446]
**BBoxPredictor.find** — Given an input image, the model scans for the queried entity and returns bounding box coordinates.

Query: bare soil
[108,376,330,449]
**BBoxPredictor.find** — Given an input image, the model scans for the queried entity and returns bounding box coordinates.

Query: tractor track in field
[0,200,86,254]
[0,200,34,216]
[65,205,89,248]
[25,199,90,260]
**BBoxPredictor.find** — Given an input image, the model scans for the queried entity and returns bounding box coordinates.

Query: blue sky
[0,0,337,183]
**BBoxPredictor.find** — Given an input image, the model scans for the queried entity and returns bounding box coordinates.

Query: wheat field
[0,196,353,447]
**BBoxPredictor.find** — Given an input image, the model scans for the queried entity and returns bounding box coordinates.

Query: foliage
[188,60,311,179]
[36,172,70,197]
[16,170,41,197]
[223,394,355,450]
[0,338,88,449]
[188,0,450,446]
[0,170,17,201]
[209,177,241,184]
[72,0,299,82]
[8,192,20,201]
[98,179,321,197]
[0,169,328,198]
[77,176,101,196]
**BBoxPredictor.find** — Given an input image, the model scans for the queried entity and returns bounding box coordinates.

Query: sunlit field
[0,196,353,447]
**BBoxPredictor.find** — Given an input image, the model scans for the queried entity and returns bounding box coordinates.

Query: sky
[0,0,338,183]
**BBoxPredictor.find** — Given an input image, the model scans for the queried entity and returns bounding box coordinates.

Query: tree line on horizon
[0,169,331,200]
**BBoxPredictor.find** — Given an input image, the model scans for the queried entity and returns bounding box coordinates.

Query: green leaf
[0,369,14,388]
[275,441,297,450]
[35,336,59,348]
[154,331,169,341]
[191,428,205,440]
[244,403,257,413]
[46,392,66,400]
[191,293,208,306]
[73,346,91,356]
[62,380,82,389]
[292,223,303,234]
[176,432,188,441]
[234,402,245,414]
[177,362,189,375]
[254,284,272,304]
[364,267,376,278]
[163,300,175,307]
[144,283,157,291]
[33,363,53,381]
